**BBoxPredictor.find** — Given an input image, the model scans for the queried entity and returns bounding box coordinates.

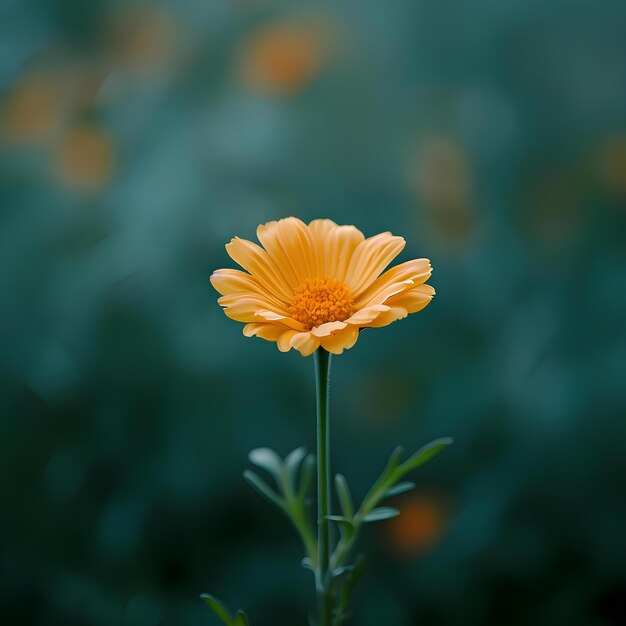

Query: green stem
[315,348,333,626]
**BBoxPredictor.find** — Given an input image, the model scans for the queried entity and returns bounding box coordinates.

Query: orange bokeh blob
[596,135,626,196]
[55,124,114,192]
[386,491,451,558]
[3,72,65,143]
[237,18,330,96]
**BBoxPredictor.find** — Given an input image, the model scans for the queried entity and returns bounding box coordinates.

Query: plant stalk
[315,348,332,626]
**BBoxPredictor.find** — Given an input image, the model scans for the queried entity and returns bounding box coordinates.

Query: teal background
[1,1,626,625]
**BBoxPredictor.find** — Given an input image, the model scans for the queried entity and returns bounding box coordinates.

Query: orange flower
[211,218,434,356]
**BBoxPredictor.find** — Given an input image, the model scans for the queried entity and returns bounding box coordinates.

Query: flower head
[211,217,435,356]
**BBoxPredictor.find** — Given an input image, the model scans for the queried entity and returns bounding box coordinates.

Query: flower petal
[226,236,293,302]
[344,233,405,296]
[344,303,409,328]
[307,218,338,241]
[218,293,291,322]
[290,332,320,357]
[320,326,359,354]
[310,320,348,337]
[355,259,432,307]
[255,309,305,331]
[243,323,286,341]
[211,268,288,309]
[358,279,415,309]
[309,219,364,279]
[387,284,435,313]
[277,330,299,352]
[345,304,391,326]
[363,306,408,328]
[257,217,317,287]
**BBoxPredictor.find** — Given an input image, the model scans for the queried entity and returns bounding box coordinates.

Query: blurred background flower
[236,16,332,97]
[55,123,115,192]
[1,1,625,625]
[3,70,66,144]
[386,490,452,558]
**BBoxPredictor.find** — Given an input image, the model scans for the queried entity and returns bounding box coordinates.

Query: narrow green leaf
[301,557,314,571]
[363,507,400,522]
[399,438,453,475]
[384,481,415,498]
[243,470,284,509]
[325,514,353,526]
[383,445,404,477]
[360,446,405,512]
[233,610,249,626]
[346,555,365,594]
[325,514,355,536]
[335,474,354,519]
[248,448,283,480]
[200,594,232,625]
[332,565,355,579]
[298,454,315,499]
[285,447,307,475]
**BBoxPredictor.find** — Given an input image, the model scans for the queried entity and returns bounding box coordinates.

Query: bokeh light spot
[3,72,65,143]
[596,135,626,197]
[237,17,330,96]
[387,491,451,558]
[55,123,115,192]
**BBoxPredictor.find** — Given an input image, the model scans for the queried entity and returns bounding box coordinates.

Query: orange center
[289,277,355,329]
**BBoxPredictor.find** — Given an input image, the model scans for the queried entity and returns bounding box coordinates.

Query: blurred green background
[2,0,626,625]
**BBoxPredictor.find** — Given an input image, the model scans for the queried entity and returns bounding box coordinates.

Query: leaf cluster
[202,437,453,625]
